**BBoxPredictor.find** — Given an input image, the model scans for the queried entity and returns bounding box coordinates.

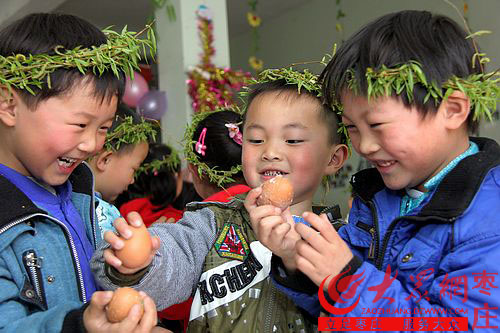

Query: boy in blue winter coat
[246,10,500,332]
[0,13,158,332]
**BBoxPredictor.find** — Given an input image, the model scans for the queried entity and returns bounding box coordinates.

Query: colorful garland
[247,0,264,72]
[335,0,346,42]
[186,5,252,114]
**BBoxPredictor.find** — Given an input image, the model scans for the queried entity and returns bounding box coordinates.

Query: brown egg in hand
[257,175,294,210]
[115,223,152,269]
[106,287,144,323]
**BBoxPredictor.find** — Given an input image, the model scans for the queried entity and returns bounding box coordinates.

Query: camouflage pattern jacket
[91,196,316,332]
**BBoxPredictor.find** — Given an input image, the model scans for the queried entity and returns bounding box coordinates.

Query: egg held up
[106,287,144,323]
[115,223,152,269]
[257,175,294,210]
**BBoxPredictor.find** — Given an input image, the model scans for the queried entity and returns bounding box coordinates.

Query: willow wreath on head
[104,116,159,152]
[135,145,181,177]
[239,64,350,147]
[0,24,156,95]
[183,107,243,188]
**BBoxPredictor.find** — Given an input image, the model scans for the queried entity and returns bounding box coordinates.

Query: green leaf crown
[0,24,157,94]
[240,66,350,146]
[136,145,181,177]
[104,115,158,152]
[183,108,243,188]
[345,61,499,123]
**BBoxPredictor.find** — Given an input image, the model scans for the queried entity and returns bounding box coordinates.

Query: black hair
[192,110,244,179]
[320,10,481,132]
[124,143,186,211]
[106,103,148,153]
[243,79,345,145]
[0,13,124,109]
[175,181,203,208]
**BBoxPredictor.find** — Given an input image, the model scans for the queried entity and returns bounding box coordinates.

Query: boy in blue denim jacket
[247,10,500,332]
[0,13,157,332]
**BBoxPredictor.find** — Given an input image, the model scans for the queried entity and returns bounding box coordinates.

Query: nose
[357,132,380,156]
[261,140,283,161]
[78,131,99,154]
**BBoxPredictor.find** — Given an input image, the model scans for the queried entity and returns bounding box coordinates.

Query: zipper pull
[368,227,376,259]
[25,252,43,268]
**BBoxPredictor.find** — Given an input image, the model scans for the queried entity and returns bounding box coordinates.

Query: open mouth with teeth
[376,161,395,167]
[57,156,78,168]
[260,170,288,182]
[263,170,286,177]
[373,160,397,172]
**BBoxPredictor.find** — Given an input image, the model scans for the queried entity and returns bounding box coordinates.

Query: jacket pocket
[20,250,47,310]
[393,237,440,296]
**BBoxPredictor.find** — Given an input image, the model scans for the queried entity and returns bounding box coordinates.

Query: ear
[94,150,114,172]
[439,90,470,130]
[0,88,18,127]
[325,144,349,175]
[187,163,201,182]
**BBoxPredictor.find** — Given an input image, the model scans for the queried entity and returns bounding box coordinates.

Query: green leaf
[466,30,492,39]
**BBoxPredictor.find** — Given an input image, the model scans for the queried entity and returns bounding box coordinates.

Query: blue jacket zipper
[0,213,88,303]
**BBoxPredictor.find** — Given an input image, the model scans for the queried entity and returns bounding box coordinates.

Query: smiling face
[0,80,117,186]
[242,91,338,210]
[341,92,456,191]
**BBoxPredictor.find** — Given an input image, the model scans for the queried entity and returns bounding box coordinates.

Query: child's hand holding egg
[106,287,144,323]
[115,222,153,269]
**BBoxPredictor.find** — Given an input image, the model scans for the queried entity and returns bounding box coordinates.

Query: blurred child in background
[119,143,193,333]
[119,143,185,226]
[185,109,249,201]
[88,103,156,236]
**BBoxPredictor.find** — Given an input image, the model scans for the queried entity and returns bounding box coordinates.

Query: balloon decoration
[137,90,167,120]
[122,72,149,107]
[186,5,252,113]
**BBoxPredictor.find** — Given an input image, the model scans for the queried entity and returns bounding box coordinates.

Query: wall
[229,0,500,215]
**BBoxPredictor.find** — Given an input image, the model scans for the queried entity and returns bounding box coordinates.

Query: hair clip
[195,127,207,156]
[225,123,243,146]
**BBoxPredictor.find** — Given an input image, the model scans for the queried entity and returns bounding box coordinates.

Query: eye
[370,123,382,128]
[344,125,356,130]
[99,126,110,132]
[286,139,304,144]
[248,139,263,144]
[74,124,87,129]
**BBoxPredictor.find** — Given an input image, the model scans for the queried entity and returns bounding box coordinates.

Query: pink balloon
[122,72,149,107]
[137,90,167,120]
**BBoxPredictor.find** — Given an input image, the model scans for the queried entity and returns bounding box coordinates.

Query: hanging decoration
[463,0,469,24]
[247,0,263,72]
[335,0,346,42]
[150,0,176,22]
[186,5,252,114]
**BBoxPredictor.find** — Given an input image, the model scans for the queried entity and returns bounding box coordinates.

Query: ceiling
[54,0,308,37]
